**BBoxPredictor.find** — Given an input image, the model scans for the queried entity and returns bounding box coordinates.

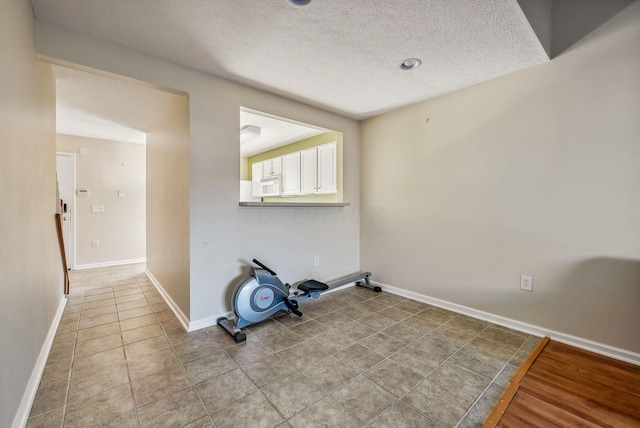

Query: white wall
[0,1,62,426]
[146,94,191,319]
[361,3,640,355]
[36,22,361,325]
[57,134,146,267]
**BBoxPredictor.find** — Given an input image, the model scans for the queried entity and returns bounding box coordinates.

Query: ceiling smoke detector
[400,58,422,70]
[289,0,311,5]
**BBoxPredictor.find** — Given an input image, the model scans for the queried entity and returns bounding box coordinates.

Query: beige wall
[146,94,191,318]
[36,21,361,324]
[57,134,146,267]
[361,3,640,354]
[0,1,61,426]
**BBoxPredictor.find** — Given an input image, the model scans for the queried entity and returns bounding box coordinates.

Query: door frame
[56,151,77,270]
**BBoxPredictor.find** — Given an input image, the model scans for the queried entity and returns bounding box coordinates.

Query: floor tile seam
[510,334,541,360]
[28,362,73,423]
[475,323,530,343]
[425,339,490,390]
[327,375,388,426]
[257,386,298,424]
[452,355,515,428]
[58,322,81,426]
[390,334,485,410]
[66,322,131,409]
[452,382,497,428]
[363,398,440,428]
[131,378,194,413]
[137,304,205,411]
[438,317,493,336]
[395,376,470,427]
[355,337,406,361]
[63,382,138,423]
[120,335,143,428]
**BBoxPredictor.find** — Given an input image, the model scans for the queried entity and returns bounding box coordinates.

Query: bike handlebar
[252,259,277,276]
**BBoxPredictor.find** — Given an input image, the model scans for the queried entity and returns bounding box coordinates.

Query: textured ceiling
[33,0,549,121]
[52,65,175,144]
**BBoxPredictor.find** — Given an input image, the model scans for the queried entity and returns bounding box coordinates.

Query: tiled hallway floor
[27,264,541,427]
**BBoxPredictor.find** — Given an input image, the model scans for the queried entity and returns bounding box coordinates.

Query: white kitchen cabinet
[271,157,282,176]
[317,142,337,194]
[300,148,317,194]
[251,161,263,197]
[261,157,282,178]
[281,152,300,196]
[262,159,272,178]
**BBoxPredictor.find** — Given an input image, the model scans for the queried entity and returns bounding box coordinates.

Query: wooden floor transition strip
[485,338,640,427]
[483,336,550,428]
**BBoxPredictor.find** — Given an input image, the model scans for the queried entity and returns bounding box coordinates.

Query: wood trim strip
[482,336,550,428]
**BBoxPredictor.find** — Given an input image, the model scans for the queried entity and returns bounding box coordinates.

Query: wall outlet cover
[521,275,533,291]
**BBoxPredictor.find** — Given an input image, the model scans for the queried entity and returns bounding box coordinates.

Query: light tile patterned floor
[27,264,541,427]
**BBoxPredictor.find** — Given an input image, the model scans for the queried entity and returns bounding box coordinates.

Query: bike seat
[298,279,329,293]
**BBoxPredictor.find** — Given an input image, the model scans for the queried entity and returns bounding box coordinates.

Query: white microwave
[260,176,281,197]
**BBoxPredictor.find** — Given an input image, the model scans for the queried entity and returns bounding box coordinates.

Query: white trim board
[374,280,640,366]
[144,269,190,332]
[12,295,67,428]
[189,312,231,332]
[75,258,146,270]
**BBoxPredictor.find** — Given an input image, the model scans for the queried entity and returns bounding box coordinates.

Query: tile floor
[27,264,541,427]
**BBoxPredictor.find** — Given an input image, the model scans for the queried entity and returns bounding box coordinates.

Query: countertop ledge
[239,202,350,207]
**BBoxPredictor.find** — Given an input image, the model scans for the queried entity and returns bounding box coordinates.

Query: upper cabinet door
[262,159,273,178]
[281,152,300,196]
[271,156,282,176]
[317,142,337,194]
[300,148,317,195]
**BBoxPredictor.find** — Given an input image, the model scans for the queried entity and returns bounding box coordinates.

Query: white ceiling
[33,0,549,122]
[240,109,326,157]
[52,65,175,144]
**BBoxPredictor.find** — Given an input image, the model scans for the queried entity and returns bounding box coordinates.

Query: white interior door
[56,152,76,269]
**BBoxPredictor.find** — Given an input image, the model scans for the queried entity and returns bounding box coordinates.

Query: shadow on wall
[485,257,640,354]
[555,257,640,343]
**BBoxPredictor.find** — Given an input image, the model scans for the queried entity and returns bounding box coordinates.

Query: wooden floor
[494,340,640,427]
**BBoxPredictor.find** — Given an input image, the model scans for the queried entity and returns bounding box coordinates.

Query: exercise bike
[217,259,380,342]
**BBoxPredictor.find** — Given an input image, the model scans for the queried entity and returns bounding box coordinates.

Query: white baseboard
[75,258,146,270]
[12,295,67,428]
[144,269,190,332]
[375,280,640,366]
[189,312,232,332]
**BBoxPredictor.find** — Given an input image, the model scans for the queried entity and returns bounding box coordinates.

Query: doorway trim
[56,151,76,270]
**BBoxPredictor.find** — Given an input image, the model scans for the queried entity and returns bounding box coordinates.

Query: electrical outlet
[92,240,99,248]
[314,256,320,267]
[520,275,533,292]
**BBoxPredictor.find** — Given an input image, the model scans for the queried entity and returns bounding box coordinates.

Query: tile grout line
[43,266,533,428]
